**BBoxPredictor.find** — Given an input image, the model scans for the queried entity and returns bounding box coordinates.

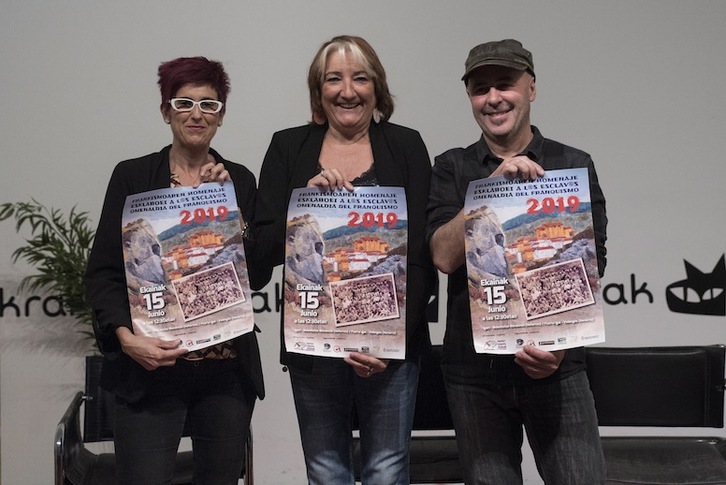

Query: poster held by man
[463,167,605,354]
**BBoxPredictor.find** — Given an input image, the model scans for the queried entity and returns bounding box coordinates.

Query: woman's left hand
[196,156,230,187]
[306,167,354,191]
[345,352,389,378]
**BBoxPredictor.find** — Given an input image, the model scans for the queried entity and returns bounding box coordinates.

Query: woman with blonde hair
[255,35,435,484]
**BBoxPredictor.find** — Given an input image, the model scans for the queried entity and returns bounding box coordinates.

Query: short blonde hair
[307,35,394,123]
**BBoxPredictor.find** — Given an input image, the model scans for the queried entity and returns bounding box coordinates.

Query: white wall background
[2,1,725,483]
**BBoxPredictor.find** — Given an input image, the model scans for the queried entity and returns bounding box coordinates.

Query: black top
[85,146,267,401]
[254,121,437,370]
[426,127,607,382]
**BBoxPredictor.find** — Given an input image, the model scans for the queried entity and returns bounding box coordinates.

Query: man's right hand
[115,327,188,371]
[430,210,466,274]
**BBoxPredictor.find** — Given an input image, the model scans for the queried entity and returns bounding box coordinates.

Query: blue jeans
[289,358,419,485]
[443,366,605,485]
[114,358,256,485]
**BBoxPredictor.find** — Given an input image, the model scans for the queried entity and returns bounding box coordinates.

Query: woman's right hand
[115,327,188,371]
[306,167,354,191]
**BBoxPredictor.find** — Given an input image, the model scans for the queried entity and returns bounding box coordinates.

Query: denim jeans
[443,366,605,485]
[114,358,256,485]
[289,358,419,485]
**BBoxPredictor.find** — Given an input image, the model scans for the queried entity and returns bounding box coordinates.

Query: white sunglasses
[168,97,224,114]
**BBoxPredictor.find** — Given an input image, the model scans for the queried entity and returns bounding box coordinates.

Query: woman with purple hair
[86,56,267,484]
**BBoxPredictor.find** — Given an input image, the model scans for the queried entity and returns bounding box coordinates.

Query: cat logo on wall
[666,254,725,316]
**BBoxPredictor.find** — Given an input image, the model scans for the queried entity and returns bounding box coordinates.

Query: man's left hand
[490,155,544,180]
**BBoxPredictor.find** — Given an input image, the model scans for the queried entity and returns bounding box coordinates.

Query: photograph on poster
[173,261,246,322]
[330,273,400,326]
[516,258,595,320]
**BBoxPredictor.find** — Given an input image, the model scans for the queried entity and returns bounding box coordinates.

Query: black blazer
[85,145,266,402]
[254,121,436,370]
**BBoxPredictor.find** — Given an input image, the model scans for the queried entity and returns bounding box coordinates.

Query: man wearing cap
[426,39,607,484]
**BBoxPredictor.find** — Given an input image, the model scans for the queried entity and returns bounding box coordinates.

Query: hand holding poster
[464,168,605,354]
[284,186,408,359]
[121,182,255,351]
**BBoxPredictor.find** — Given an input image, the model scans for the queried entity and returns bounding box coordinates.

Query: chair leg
[244,427,253,485]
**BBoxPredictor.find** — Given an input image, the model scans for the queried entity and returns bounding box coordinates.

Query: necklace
[169,170,202,188]
[169,172,183,187]
[169,154,204,188]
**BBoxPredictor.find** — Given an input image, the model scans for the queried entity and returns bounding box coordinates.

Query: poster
[121,181,254,351]
[464,168,605,354]
[284,186,408,359]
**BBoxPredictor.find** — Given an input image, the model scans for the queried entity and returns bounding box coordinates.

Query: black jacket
[254,121,436,370]
[85,145,266,402]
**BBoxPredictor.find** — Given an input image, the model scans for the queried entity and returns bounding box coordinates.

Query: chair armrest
[54,392,85,485]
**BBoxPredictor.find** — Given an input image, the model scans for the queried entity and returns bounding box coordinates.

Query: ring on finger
[320,169,326,177]
[366,366,373,376]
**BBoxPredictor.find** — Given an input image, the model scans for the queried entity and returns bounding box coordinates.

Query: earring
[312,111,326,125]
[373,108,381,124]
[164,119,170,124]
[218,121,223,127]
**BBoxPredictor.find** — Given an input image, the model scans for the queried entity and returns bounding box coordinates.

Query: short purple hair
[157,56,230,113]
